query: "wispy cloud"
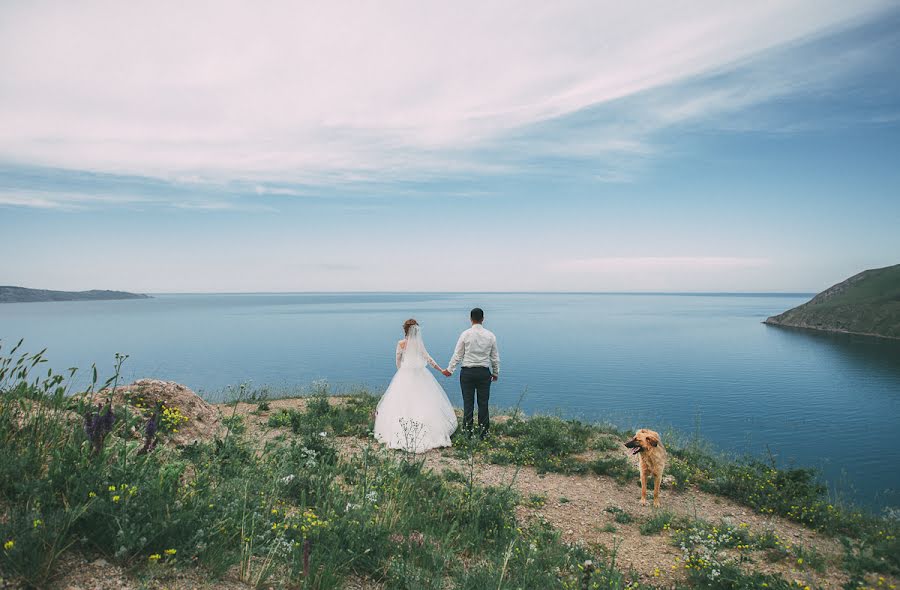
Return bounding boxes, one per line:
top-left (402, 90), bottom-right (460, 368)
top-left (0, 0), bottom-right (894, 192)
top-left (0, 190), bottom-right (151, 210)
top-left (554, 257), bottom-right (771, 273)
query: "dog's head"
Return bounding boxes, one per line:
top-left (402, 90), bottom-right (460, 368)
top-left (624, 429), bottom-right (661, 455)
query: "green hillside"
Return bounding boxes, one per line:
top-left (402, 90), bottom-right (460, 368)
top-left (0, 286), bottom-right (150, 303)
top-left (765, 263), bottom-right (900, 339)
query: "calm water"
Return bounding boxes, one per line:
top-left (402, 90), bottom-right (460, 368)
top-left (2, 292), bottom-right (899, 511)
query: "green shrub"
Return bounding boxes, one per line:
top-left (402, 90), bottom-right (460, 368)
top-left (483, 415), bottom-right (593, 474)
top-left (588, 455), bottom-right (638, 483)
top-left (640, 510), bottom-right (687, 536)
top-left (605, 506), bottom-right (634, 524)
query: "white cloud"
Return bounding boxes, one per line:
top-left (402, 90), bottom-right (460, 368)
top-left (555, 257), bottom-right (771, 273)
top-left (0, 190), bottom-right (151, 210)
top-left (0, 1), bottom-right (892, 185)
top-left (0, 189), bottom-right (274, 212)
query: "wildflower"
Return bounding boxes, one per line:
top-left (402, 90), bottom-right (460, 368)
top-left (148, 553), bottom-right (161, 561)
top-left (138, 409), bottom-right (159, 455)
top-left (33, 519), bottom-right (43, 528)
top-left (112, 495), bottom-right (121, 503)
top-left (108, 485), bottom-right (116, 492)
top-left (3, 540), bottom-right (13, 551)
top-left (88, 491), bottom-right (97, 498)
top-left (84, 401), bottom-right (116, 453)
top-left (164, 548), bottom-right (176, 555)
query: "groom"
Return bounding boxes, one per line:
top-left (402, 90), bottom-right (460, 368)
top-left (443, 308), bottom-right (500, 439)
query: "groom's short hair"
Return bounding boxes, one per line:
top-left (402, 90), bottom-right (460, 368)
top-left (470, 308), bottom-right (484, 323)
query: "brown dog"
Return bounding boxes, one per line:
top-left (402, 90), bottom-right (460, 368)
top-left (624, 429), bottom-right (667, 507)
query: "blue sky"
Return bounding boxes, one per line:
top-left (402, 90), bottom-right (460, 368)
top-left (1, 1), bottom-right (899, 292)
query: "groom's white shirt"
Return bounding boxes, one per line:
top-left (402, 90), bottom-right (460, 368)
top-left (447, 324), bottom-right (500, 376)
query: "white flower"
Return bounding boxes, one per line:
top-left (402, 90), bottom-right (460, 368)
top-left (319, 431), bottom-right (327, 437)
top-left (365, 490), bottom-right (378, 504)
top-left (280, 474), bottom-right (296, 484)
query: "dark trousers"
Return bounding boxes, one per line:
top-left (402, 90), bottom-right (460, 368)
top-left (460, 366), bottom-right (492, 436)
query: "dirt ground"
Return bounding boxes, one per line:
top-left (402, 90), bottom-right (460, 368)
top-left (40, 396), bottom-right (891, 590)
top-left (231, 398), bottom-right (855, 590)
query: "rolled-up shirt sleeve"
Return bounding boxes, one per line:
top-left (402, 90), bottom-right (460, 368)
top-left (446, 333), bottom-right (466, 374)
top-left (490, 337), bottom-right (500, 376)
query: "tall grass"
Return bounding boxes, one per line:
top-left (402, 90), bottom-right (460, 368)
top-left (0, 343), bottom-right (634, 589)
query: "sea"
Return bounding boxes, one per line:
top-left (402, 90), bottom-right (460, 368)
top-left (2, 292), bottom-right (899, 511)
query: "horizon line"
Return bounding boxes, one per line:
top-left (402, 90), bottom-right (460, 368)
top-left (140, 290), bottom-right (816, 296)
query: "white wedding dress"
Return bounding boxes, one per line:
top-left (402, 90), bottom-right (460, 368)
top-left (374, 325), bottom-right (458, 453)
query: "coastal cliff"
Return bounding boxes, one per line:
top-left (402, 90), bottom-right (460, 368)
top-left (0, 286), bottom-right (150, 303)
top-left (764, 263), bottom-right (900, 339)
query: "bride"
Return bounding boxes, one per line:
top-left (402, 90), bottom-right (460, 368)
top-left (374, 319), bottom-right (458, 453)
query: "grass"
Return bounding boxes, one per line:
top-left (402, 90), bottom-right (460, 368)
top-left (3, 341), bottom-right (899, 589)
top-left (473, 415), bottom-right (595, 474)
top-left (605, 506), bottom-right (635, 525)
top-left (267, 391), bottom-right (378, 438)
top-left (0, 343), bottom-right (637, 589)
top-left (588, 455), bottom-right (638, 484)
top-left (639, 510), bottom-right (688, 536)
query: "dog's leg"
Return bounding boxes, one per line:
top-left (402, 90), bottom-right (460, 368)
top-left (653, 473), bottom-right (662, 508)
top-left (640, 466), bottom-right (647, 506)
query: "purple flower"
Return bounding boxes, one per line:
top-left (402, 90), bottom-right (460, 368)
top-left (83, 400), bottom-right (116, 454)
top-left (138, 409), bottom-right (159, 455)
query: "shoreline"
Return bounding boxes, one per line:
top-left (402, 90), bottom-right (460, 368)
top-left (763, 318), bottom-right (900, 341)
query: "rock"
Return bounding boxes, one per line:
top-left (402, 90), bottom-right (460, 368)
top-left (90, 379), bottom-right (224, 445)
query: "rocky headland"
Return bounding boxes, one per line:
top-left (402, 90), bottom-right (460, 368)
top-left (764, 264), bottom-right (900, 339)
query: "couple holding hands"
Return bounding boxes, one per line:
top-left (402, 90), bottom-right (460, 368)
top-left (374, 307), bottom-right (500, 453)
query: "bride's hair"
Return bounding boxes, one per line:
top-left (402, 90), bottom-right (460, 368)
top-left (403, 318), bottom-right (418, 336)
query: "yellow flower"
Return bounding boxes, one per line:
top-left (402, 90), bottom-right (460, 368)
top-left (164, 548), bottom-right (176, 555)
top-left (112, 495), bottom-right (121, 503)
top-left (3, 540), bottom-right (14, 551)
top-left (108, 485), bottom-right (116, 492)
top-left (88, 491), bottom-right (97, 498)
top-left (148, 553), bottom-right (161, 561)
top-left (33, 519), bottom-right (43, 528)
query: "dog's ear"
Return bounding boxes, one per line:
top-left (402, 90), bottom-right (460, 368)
top-left (646, 434), bottom-right (659, 447)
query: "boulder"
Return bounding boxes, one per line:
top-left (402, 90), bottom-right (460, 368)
top-left (90, 379), bottom-right (223, 445)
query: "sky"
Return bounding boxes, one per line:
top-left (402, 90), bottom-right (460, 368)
top-left (1, 1), bottom-right (899, 293)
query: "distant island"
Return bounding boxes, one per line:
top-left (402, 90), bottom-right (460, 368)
top-left (764, 263), bottom-right (900, 339)
top-left (0, 286), bottom-right (151, 303)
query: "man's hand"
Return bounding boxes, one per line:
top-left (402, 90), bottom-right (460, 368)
top-left (442, 370), bottom-right (452, 377)
top-left (491, 374), bottom-right (499, 382)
